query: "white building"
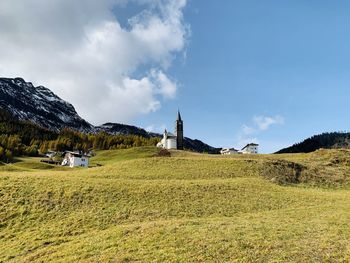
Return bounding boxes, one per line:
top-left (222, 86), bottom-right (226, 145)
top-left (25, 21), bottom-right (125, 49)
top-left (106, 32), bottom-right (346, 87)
top-left (220, 148), bottom-right (239, 155)
top-left (61, 151), bottom-right (90, 168)
top-left (241, 143), bottom-right (259, 154)
top-left (157, 129), bottom-right (177, 150)
top-left (45, 151), bottom-right (57, 158)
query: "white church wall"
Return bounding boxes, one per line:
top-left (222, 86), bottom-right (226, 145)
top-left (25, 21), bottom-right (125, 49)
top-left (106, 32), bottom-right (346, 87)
top-left (166, 138), bottom-right (177, 149)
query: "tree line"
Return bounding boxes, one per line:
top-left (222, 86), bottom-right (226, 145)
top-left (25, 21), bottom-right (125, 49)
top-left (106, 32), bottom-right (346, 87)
top-left (0, 109), bottom-right (159, 162)
top-left (276, 132), bottom-right (350, 154)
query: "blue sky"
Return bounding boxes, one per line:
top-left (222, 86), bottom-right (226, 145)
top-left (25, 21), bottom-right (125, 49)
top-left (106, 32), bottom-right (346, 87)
top-left (135, 1), bottom-right (350, 153)
top-left (1, 0), bottom-right (350, 153)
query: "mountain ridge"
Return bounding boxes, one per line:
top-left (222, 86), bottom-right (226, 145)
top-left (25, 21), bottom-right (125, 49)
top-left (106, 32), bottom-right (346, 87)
top-left (0, 77), bottom-right (93, 132)
top-left (0, 77), bottom-right (219, 153)
top-left (276, 132), bottom-right (350, 154)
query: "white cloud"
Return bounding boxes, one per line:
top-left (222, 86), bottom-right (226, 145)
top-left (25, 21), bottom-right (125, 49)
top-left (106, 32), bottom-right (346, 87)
top-left (241, 115), bottom-right (285, 136)
top-left (253, 115), bottom-right (285, 131)
top-left (151, 70), bottom-right (177, 99)
top-left (235, 115), bottom-right (285, 149)
top-left (0, 0), bottom-right (189, 124)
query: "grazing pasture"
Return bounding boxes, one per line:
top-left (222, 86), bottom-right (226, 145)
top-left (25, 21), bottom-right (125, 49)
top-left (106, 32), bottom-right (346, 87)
top-left (1, 147), bottom-right (350, 262)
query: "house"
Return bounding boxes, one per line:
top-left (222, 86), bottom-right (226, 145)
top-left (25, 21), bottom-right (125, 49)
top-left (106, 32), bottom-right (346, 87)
top-left (61, 151), bottom-right (90, 168)
top-left (45, 150), bottom-right (57, 159)
top-left (220, 148), bottom-right (239, 155)
top-left (157, 111), bottom-right (184, 150)
top-left (241, 143), bottom-right (259, 154)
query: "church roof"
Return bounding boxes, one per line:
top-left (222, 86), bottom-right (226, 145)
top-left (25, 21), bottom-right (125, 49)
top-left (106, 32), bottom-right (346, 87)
top-left (166, 132), bottom-right (176, 138)
top-left (164, 129), bottom-right (176, 138)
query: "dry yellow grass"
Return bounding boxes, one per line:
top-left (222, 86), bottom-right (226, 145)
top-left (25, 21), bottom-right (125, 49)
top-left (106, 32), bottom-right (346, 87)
top-left (1, 147), bottom-right (350, 262)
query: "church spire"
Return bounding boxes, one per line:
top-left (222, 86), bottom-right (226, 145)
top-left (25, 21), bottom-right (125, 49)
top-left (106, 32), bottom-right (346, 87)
top-left (175, 110), bottom-right (184, 150)
top-left (177, 109), bottom-right (182, 122)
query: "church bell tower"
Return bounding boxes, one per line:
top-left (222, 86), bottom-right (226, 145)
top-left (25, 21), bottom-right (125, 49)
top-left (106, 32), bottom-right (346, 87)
top-left (176, 110), bottom-right (184, 150)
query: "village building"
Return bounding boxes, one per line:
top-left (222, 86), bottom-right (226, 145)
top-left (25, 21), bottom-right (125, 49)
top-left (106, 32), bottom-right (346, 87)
top-left (241, 143), bottom-right (259, 154)
top-left (157, 129), bottom-right (177, 149)
top-left (45, 150), bottom-right (57, 159)
top-left (157, 111), bottom-right (184, 150)
top-left (220, 148), bottom-right (240, 155)
top-left (61, 151), bottom-right (90, 168)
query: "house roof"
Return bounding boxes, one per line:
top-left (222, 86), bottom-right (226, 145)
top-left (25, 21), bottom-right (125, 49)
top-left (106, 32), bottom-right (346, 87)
top-left (241, 143), bottom-right (259, 150)
top-left (221, 148), bottom-right (239, 152)
top-left (63, 151), bottom-right (91, 158)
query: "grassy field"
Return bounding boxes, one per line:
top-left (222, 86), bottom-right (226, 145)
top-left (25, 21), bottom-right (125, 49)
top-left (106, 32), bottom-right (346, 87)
top-left (1, 147), bottom-right (350, 262)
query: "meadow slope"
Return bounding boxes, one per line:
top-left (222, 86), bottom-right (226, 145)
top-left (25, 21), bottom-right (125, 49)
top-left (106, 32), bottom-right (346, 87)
top-left (1, 147), bottom-right (350, 262)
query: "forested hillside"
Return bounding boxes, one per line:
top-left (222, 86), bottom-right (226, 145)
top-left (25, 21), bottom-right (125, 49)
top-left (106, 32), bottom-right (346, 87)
top-left (0, 109), bottom-right (159, 162)
top-left (276, 132), bottom-right (350, 154)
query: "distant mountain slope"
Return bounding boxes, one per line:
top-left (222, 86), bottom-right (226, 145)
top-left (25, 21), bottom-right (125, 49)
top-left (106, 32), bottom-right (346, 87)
top-left (97, 123), bottom-right (220, 153)
top-left (0, 77), bottom-right (218, 153)
top-left (0, 78), bottom-right (93, 132)
top-left (96, 123), bottom-right (156, 138)
top-left (276, 132), bottom-right (350, 154)
top-left (184, 137), bottom-right (220, 154)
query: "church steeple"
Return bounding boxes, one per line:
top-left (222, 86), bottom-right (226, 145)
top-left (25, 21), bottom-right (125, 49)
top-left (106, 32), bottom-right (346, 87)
top-left (175, 110), bottom-right (184, 150)
top-left (177, 110), bottom-right (182, 122)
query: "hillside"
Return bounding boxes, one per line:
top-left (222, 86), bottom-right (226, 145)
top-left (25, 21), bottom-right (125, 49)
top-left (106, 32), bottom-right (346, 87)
top-left (2, 148), bottom-right (350, 262)
top-left (0, 77), bottom-right (218, 153)
top-left (276, 132), bottom-right (350, 154)
top-left (96, 123), bottom-right (219, 153)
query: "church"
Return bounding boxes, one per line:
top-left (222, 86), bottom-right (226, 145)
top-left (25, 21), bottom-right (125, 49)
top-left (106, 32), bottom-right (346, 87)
top-left (157, 111), bottom-right (184, 150)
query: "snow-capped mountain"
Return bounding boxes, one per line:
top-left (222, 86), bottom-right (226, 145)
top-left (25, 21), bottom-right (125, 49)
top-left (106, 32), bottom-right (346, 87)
top-left (0, 77), bottom-right (93, 132)
top-left (0, 77), bottom-right (220, 153)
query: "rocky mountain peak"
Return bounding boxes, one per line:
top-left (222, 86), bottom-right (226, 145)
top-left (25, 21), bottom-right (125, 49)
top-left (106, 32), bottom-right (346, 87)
top-left (0, 77), bottom-right (93, 132)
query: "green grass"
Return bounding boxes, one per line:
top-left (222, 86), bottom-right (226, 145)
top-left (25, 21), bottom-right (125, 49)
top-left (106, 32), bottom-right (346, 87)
top-left (1, 147), bottom-right (350, 262)
top-left (90, 146), bottom-right (160, 165)
top-left (0, 157), bottom-right (70, 172)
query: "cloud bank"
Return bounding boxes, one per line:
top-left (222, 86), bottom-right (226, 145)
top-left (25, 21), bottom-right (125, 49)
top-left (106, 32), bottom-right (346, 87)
top-left (0, 0), bottom-right (188, 124)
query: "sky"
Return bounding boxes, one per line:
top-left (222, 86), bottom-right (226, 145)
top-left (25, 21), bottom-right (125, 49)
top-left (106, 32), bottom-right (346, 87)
top-left (1, 1), bottom-right (350, 153)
